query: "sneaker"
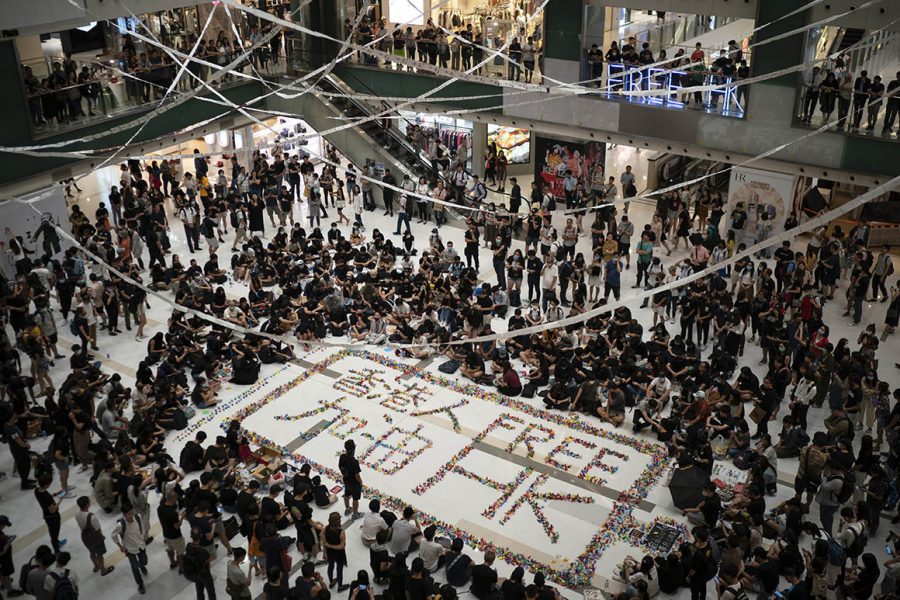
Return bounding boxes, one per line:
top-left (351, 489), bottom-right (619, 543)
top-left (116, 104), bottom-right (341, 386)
top-left (101, 566), bottom-right (115, 576)
top-left (344, 508), bottom-right (352, 516)
top-left (138, 585), bottom-right (146, 594)
top-left (58, 538), bottom-right (67, 548)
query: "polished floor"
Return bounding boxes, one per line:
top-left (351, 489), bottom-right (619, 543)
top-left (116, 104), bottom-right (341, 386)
top-left (2, 150), bottom-right (899, 600)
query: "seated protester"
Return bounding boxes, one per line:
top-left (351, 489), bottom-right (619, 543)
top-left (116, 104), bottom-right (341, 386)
top-left (370, 529), bottom-right (394, 584)
top-left (460, 350), bottom-right (486, 383)
top-left (93, 461), bottom-right (119, 512)
top-left (682, 482), bottom-right (722, 529)
top-left (229, 343), bottom-right (260, 385)
top-left (361, 499), bottom-right (388, 547)
top-left (419, 525), bottom-right (446, 573)
top-left (570, 379), bottom-right (600, 414)
top-left (501, 568), bottom-right (526, 600)
top-left (257, 339), bottom-right (294, 365)
top-left (389, 506), bottom-right (422, 555)
top-left (470, 550), bottom-right (500, 600)
top-left (494, 359), bottom-right (522, 396)
top-left (596, 380), bottom-right (626, 427)
top-left (444, 537), bottom-right (474, 587)
top-left (190, 376), bottom-right (220, 408)
top-left (202, 436), bottom-right (230, 476)
top-left (740, 547), bottom-right (780, 599)
top-left (311, 476), bottom-right (338, 508)
top-left (543, 382), bottom-right (571, 410)
top-left (405, 557), bottom-right (435, 600)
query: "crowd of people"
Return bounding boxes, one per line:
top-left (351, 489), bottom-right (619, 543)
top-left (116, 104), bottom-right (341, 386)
top-left (801, 67), bottom-right (900, 135)
top-left (0, 133), bottom-right (899, 600)
top-left (23, 22), bottom-right (290, 130)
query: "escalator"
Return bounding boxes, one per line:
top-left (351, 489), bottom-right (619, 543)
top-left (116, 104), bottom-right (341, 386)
top-left (649, 154), bottom-right (731, 194)
top-left (837, 28), bottom-right (866, 54)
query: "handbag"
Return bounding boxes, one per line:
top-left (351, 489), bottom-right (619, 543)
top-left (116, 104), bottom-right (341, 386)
top-left (438, 359), bottom-right (460, 374)
top-left (748, 405), bottom-right (766, 424)
top-left (182, 405), bottom-right (197, 419)
top-left (223, 516), bottom-right (240, 540)
top-left (280, 545), bottom-right (293, 573)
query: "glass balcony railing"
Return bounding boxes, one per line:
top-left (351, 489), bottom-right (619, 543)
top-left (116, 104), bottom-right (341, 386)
top-left (22, 43), bottom-right (293, 139)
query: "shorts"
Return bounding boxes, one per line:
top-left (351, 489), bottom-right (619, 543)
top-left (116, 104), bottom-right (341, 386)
top-left (88, 539), bottom-right (108, 557)
top-left (48, 333), bottom-right (58, 345)
top-left (165, 536), bottom-right (186, 555)
top-left (54, 460), bottom-right (69, 472)
top-left (618, 240), bottom-right (630, 255)
top-left (343, 484), bottom-right (362, 500)
top-left (206, 235), bottom-right (220, 250)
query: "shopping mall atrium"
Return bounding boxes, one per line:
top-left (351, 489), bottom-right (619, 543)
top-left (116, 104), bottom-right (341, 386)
top-left (0, 1), bottom-right (898, 599)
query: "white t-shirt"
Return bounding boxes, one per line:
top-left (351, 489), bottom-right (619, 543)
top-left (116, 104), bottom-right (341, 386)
top-left (541, 264), bottom-right (558, 289)
top-left (650, 377), bottom-right (672, 396)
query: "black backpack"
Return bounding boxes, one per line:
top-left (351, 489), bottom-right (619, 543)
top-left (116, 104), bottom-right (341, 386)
top-left (834, 473), bottom-right (855, 504)
top-left (49, 569), bottom-right (78, 600)
top-left (181, 545), bottom-right (204, 583)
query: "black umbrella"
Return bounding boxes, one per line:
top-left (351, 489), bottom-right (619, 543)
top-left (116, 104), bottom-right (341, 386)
top-left (668, 465), bottom-right (710, 510)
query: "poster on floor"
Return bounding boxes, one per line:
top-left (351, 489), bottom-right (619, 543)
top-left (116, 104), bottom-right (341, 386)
top-left (726, 166), bottom-right (802, 248)
top-left (534, 136), bottom-right (606, 200)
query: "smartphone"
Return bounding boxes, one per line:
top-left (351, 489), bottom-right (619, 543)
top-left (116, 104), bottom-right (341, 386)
top-left (359, 585), bottom-right (368, 591)
top-left (887, 545), bottom-right (893, 556)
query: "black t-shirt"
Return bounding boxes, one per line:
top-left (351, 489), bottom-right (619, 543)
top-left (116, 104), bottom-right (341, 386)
top-left (470, 564), bottom-right (498, 599)
top-left (701, 493), bottom-right (722, 525)
top-left (260, 496), bottom-right (282, 521)
top-left (405, 575), bottom-right (435, 600)
top-left (185, 543), bottom-right (211, 575)
top-left (158, 504), bottom-right (182, 540)
top-left (189, 513), bottom-right (213, 547)
top-left (501, 579), bottom-right (525, 600)
top-left (36, 488), bottom-right (56, 518)
top-left (339, 453), bottom-right (361, 488)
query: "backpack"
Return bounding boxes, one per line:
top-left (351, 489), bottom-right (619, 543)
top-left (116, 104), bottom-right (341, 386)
top-left (49, 569), bottom-right (78, 600)
top-left (181, 545), bottom-right (204, 583)
top-left (834, 473), bottom-right (855, 504)
top-left (846, 523), bottom-right (868, 559)
top-left (69, 319), bottom-right (80, 337)
top-left (230, 210), bottom-right (239, 228)
top-left (824, 533), bottom-right (846, 566)
top-left (201, 218), bottom-right (214, 238)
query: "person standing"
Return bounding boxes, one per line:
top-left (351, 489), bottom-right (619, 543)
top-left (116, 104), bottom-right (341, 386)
top-left (382, 168), bottom-right (397, 217)
top-left (619, 165), bottom-right (636, 213)
top-left (3, 410), bottom-right (35, 490)
top-left (113, 503), bottom-right (150, 595)
top-left (871, 245), bottom-right (893, 301)
top-left (184, 528), bottom-right (216, 600)
top-left (158, 492), bottom-right (185, 571)
top-left (866, 75), bottom-right (885, 131)
top-left (884, 70), bottom-right (900, 134)
top-left (35, 473), bottom-right (66, 553)
top-left (801, 66), bottom-right (822, 123)
top-left (339, 439), bottom-right (363, 519)
top-left (76, 496), bottom-right (115, 576)
top-left (521, 36), bottom-right (537, 83)
top-left (815, 461), bottom-right (844, 535)
top-left (634, 232), bottom-right (654, 288)
top-left (322, 512), bottom-right (349, 591)
top-left (226, 548), bottom-right (253, 599)
top-left (851, 70), bottom-right (871, 130)
top-left (617, 215), bottom-right (635, 269)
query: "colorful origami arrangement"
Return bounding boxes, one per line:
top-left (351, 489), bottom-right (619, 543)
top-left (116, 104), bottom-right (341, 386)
top-left (226, 349), bottom-right (673, 589)
top-left (358, 424), bottom-right (434, 475)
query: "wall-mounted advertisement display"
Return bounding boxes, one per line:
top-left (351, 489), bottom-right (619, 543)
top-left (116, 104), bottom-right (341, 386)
top-left (487, 125), bottom-right (531, 164)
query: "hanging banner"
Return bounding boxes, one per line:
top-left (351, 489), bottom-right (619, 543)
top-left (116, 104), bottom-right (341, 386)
top-left (727, 167), bottom-right (802, 248)
top-left (534, 137), bottom-right (606, 200)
